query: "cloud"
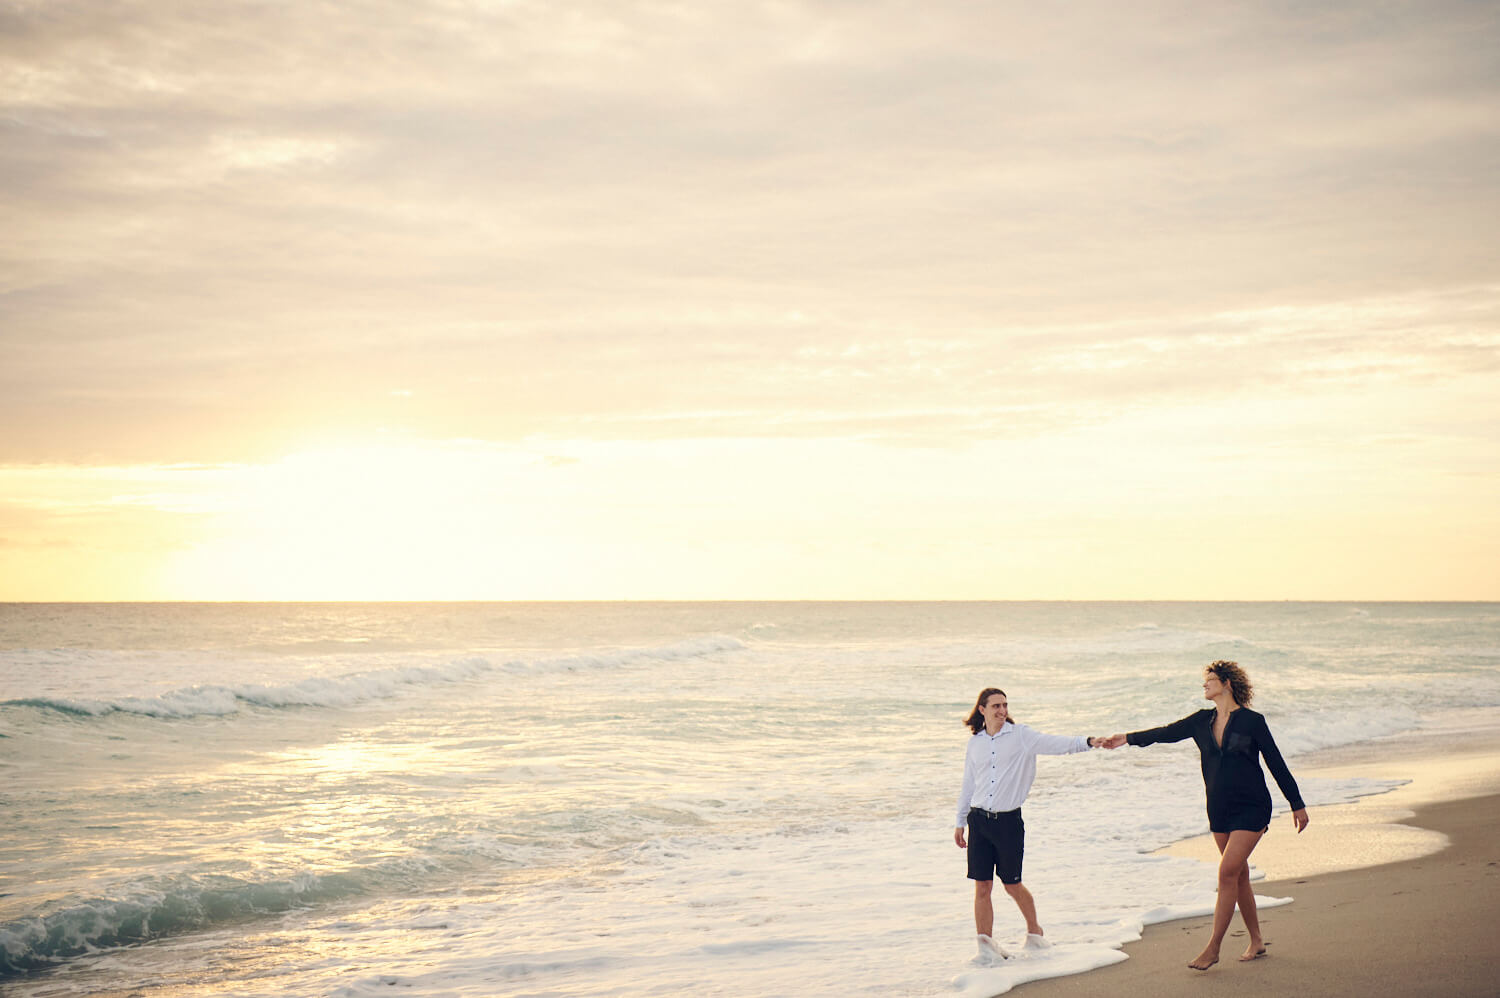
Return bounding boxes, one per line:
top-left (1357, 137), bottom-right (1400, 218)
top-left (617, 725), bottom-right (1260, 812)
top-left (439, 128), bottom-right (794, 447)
top-left (3, 278), bottom-right (1498, 464)
top-left (1, 0), bottom-right (1497, 468)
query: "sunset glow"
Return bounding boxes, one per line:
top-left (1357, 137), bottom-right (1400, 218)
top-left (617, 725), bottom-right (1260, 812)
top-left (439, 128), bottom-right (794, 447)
top-left (3, 2), bottom-right (1497, 600)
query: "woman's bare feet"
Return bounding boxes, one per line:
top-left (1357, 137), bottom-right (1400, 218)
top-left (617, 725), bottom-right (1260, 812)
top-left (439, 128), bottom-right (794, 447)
top-left (1239, 941), bottom-right (1268, 961)
top-left (1188, 947), bottom-right (1220, 971)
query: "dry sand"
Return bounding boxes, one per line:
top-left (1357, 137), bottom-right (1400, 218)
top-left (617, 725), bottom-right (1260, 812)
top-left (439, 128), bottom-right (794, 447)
top-left (1015, 720), bottom-right (1500, 998)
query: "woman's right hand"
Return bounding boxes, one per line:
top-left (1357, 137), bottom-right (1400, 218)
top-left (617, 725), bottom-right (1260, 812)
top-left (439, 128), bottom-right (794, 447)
top-left (1102, 733), bottom-right (1128, 749)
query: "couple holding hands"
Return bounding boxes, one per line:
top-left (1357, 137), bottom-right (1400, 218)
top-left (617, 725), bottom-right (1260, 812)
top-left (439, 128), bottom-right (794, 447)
top-left (955, 660), bottom-right (1309, 971)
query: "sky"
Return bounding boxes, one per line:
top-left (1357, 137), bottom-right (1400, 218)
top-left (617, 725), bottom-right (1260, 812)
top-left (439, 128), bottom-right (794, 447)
top-left (2, 0), bottom-right (1498, 601)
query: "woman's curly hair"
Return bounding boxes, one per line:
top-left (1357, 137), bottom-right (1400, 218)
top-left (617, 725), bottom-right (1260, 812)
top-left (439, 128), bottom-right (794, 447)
top-left (1207, 660), bottom-right (1254, 707)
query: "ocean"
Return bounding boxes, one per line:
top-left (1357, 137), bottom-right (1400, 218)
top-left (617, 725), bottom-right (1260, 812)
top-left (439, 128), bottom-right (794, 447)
top-left (2, 601), bottom-right (1497, 996)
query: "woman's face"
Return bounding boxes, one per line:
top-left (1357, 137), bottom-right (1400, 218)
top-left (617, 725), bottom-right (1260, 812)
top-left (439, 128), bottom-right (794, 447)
top-left (1202, 671), bottom-right (1228, 700)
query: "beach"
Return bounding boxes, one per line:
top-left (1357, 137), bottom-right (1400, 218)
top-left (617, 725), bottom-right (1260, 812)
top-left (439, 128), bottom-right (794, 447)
top-left (1013, 722), bottom-right (1500, 998)
top-left (4, 601), bottom-right (1497, 996)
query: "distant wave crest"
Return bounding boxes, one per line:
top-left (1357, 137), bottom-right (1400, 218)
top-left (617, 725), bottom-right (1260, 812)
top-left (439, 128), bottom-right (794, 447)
top-left (1, 635), bottom-right (747, 721)
top-left (497, 634), bottom-right (746, 675)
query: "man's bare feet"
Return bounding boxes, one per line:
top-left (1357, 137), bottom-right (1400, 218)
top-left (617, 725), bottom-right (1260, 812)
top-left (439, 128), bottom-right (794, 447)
top-left (1239, 942), bottom-right (1268, 961)
top-left (1188, 948), bottom-right (1219, 971)
top-left (975, 934), bottom-right (1010, 964)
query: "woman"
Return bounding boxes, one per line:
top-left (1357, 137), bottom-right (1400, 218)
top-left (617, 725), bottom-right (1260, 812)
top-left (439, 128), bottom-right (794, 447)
top-left (956, 686), bottom-right (1108, 963)
top-left (1103, 661), bottom-right (1309, 970)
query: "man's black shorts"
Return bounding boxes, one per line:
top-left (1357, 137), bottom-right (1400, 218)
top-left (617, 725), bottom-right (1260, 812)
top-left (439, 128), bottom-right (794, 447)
top-left (966, 807), bottom-right (1024, 884)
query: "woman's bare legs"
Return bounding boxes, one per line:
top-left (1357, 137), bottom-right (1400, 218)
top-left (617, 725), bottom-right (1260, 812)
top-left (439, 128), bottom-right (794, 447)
top-left (1232, 837), bottom-right (1267, 961)
top-left (1217, 831), bottom-right (1268, 959)
top-left (1190, 829), bottom-right (1264, 970)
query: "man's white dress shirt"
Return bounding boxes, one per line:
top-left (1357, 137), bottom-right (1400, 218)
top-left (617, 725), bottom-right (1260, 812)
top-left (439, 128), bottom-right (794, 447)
top-left (955, 722), bottom-right (1091, 827)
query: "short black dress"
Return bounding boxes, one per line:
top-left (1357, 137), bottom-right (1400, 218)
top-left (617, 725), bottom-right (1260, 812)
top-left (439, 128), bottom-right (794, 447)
top-left (1127, 708), bottom-right (1304, 834)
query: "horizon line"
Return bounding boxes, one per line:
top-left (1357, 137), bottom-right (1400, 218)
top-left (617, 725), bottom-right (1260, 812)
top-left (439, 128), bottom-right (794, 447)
top-left (3, 598), bottom-right (1497, 606)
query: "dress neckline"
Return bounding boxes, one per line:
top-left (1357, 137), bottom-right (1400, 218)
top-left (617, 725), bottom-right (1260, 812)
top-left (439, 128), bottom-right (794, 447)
top-left (1211, 706), bottom-right (1240, 748)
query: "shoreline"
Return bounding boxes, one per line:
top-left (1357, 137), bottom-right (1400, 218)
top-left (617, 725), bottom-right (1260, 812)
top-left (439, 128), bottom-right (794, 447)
top-left (1010, 720), bottom-right (1500, 998)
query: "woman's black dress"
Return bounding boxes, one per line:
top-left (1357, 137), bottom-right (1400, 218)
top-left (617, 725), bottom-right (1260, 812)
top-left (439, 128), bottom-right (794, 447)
top-left (1127, 708), bottom-right (1305, 833)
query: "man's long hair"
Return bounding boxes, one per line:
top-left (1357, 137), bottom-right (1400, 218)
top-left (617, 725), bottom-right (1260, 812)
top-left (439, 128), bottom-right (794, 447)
top-left (964, 687), bottom-right (1018, 734)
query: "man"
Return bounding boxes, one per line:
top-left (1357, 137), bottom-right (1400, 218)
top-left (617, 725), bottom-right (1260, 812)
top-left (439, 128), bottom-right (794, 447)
top-left (954, 686), bottom-right (1110, 963)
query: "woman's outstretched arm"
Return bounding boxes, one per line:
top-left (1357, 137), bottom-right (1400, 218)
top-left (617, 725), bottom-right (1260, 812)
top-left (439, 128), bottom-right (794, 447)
top-left (1102, 711), bottom-right (1201, 749)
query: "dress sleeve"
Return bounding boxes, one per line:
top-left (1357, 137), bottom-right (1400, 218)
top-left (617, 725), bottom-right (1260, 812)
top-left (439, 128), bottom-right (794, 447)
top-left (1255, 714), bottom-right (1305, 811)
top-left (1126, 711), bottom-right (1200, 747)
